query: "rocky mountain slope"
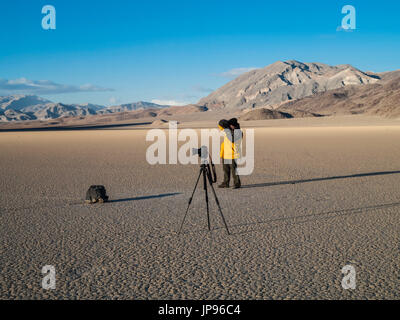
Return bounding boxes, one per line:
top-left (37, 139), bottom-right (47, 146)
top-left (277, 75), bottom-right (400, 118)
top-left (199, 60), bottom-right (380, 110)
top-left (0, 95), bottom-right (51, 111)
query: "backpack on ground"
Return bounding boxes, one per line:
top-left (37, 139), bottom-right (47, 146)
top-left (85, 185), bottom-right (109, 204)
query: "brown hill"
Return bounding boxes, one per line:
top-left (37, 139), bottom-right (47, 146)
top-left (150, 119), bottom-right (170, 127)
top-left (157, 104), bottom-right (208, 116)
top-left (239, 107), bottom-right (323, 121)
top-left (239, 108), bottom-right (293, 120)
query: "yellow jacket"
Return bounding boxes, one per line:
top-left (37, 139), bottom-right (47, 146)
top-left (219, 127), bottom-right (242, 159)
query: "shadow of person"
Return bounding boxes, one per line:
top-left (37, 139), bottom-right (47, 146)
top-left (109, 192), bottom-right (181, 203)
top-left (229, 201), bottom-right (400, 235)
top-left (242, 170), bottom-right (400, 189)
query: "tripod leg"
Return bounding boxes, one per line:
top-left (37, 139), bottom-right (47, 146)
top-left (207, 171), bottom-right (231, 235)
top-left (178, 168), bottom-right (202, 234)
top-left (203, 168), bottom-right (211, 231)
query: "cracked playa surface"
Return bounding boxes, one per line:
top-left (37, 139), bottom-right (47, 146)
top-left (0, 123), bottom-right (399, 299)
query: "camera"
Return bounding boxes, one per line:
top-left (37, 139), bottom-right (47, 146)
top-left (192, 146), bottom-right (208, 159)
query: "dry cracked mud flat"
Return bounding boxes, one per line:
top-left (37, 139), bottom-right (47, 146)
top-left (0, 118), bottom-right (399, 299)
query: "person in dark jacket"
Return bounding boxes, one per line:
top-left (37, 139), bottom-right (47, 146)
top-left (218, 119), bottom-right (242, 189)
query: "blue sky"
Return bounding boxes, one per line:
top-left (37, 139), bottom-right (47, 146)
top-left (0, 0), bottom-right (399, 106)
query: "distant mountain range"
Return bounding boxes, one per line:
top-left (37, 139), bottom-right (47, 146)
top-left (99, 101), bottom-right (168, 114)
top-left (1, 60), bottom-right (399, 123)
top-left (0, 95), bottom-right (167, 122)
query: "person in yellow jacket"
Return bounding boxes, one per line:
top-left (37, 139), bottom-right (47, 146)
top-left (218, 118), bottom-right (242, 189)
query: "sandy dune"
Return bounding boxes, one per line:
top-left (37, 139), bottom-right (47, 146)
top-left (0, 117), bottom-right (399, 299)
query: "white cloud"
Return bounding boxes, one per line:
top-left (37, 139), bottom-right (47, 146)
top-left (0, 77), bottom-right (114, 94)
top-left (151, 99), bottom-right (188, 106)
top-left (218, 67), bottom-right (258, 78)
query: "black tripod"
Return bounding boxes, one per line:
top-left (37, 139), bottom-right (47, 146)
top-left (178, 162), bottom-right (230, 235)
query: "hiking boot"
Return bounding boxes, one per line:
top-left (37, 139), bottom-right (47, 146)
top-left (233, 184), bottom-right (241, 189)
top-left (218, 183), bottom-right (229, 188)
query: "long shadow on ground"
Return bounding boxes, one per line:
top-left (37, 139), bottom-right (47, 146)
top-left (230, 201), bottom-right (400, 235)
top-left (175, 170), bottom-right (400, 236)
top-left (177, 202), bottom-right (400, 236)
top-left (242, 170), bottom-right (400, 189)
top-left (109, 192), bottom-right (181, 203)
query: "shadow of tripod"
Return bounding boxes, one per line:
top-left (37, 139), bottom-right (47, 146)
top-left (178, 162), bottom-right (231, 235)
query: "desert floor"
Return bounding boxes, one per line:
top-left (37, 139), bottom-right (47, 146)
top-left (0, 117), bottom-right (399, 299)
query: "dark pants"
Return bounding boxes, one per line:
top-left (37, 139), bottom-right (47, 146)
top-left (222, 159), bottom-right (241, 186)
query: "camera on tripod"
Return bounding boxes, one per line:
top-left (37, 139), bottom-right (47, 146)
top-left (179, 145), bottom-right (231, 235)
top-left (192, 146), bottom-right (209, 160)
top-left (192, 146), bottom-right (216, 183)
